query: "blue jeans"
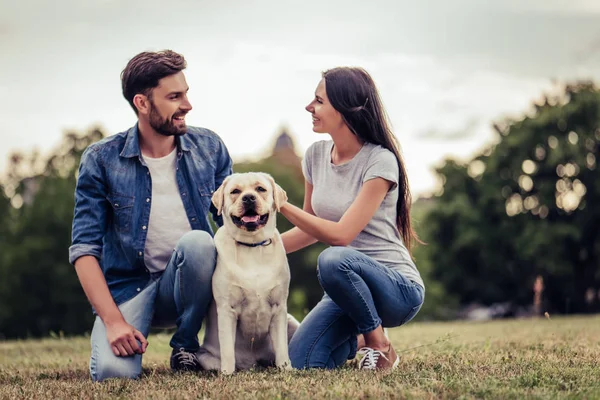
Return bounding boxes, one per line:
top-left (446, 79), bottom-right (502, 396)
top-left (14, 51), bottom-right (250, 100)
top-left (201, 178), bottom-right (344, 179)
top-left (289, 247), bottom-right (424, 369)
top-left (89, 231), bottom-right (216, 381)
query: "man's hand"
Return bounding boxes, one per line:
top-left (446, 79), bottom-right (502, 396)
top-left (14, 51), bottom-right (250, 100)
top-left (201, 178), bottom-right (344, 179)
top-left (106, 320), bottom-right (148, 357)
top-left (74, 257), bottom-right (149, 357)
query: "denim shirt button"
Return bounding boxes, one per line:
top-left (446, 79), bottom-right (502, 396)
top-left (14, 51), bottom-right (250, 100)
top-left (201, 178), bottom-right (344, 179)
top-left (191, 217), bottom-right (196, 222)
top-left (136, 287), bottom-right (141, 292)
top-left (138, 251), bottom-right (142, 256)
top-left (146, 198), bottom-right (150, 203)
top-left (142, 226), bottom-right (147, 230)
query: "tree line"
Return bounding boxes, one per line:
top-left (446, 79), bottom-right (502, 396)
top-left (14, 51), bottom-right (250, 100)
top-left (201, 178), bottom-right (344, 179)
top-left (0, 82), bottom-right (598, 339)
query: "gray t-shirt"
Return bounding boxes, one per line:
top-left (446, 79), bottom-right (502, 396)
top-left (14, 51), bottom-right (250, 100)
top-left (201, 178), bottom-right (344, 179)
top-left (302, 140), bottom-right (424, 289)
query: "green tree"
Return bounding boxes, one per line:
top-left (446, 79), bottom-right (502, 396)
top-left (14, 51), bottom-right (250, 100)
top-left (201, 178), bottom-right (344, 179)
top-left (410, 199), bottom-right (458, 320)
top-left (0, 128), bottom-right (104, 338)
top-left (427, 82), bottom-right (600, 314)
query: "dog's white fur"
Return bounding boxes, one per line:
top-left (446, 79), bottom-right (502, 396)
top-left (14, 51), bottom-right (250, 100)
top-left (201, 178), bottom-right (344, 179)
top-left (198, 172), bottom-right (297, 374)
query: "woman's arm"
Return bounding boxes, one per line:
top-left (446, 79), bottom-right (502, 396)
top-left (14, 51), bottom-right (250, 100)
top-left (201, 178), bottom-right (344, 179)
top-left (280, 177), bottom-right (392, 247)
top-left (281, 227), bottom-right (317, 254)
top-left (280, 181), bottom-right (318, 253)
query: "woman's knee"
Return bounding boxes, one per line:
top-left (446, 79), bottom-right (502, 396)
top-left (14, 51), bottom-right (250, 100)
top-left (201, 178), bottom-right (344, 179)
top-left (289, 336), bottom-right (309, 369)
top-left (317, 247), bottom-right (351, 286)
top-left (288, 308), bottom-right (353, 370)
top-left (289, 336), bottom-right (327, 370)
top-left (289, 336), bottom-right (348, 370)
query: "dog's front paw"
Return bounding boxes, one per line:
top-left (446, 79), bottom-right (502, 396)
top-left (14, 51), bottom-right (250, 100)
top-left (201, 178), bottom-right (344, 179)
top-left (219, 359), bottom-right (236, 375)
top-left (276, 359), bottom-right (293, 371)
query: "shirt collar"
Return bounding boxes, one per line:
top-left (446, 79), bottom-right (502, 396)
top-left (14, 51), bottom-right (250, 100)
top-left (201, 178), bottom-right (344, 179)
top-left (120, 124), bottom-right (195, 159)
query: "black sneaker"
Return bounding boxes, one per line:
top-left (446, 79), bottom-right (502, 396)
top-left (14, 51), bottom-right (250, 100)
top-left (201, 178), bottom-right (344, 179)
top-left (170, 347), bottom-right (202, 372)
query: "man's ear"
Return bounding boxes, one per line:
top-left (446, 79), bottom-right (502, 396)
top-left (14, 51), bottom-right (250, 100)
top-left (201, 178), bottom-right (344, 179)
top-left (133, 93), bottom-right (151, 115)
top-left (266, 174), bottom-right (287, 212)
top-left (211, 177), bottom-right (229, 216)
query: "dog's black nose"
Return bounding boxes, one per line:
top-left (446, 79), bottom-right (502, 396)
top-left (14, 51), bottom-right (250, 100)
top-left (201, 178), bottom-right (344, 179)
top-left (242, 194), bottom-right (256, 204)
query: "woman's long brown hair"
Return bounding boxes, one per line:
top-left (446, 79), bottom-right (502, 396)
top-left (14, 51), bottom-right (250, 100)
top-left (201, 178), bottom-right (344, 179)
top-left (323, 67), bottom-right (419, 254)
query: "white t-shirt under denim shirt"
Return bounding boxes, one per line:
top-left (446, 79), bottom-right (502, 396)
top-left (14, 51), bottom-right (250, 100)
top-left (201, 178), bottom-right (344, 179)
top-left (302, 140), bottom-right (424, 290)
top-left (142, 149), bottom-right (191, 273)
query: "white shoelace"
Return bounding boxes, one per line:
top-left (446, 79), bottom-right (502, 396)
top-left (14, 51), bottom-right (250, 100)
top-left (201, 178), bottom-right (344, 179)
top-left (357, 347), bottom-right (388, 370)
top-left (173, 348), bottom-right (198, 367)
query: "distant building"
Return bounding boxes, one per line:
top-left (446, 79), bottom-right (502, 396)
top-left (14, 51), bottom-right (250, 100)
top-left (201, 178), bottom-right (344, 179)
top-left (273, 129), bottom-right (296, 154)
top-left (233, 126), bottom-right (304, 180)
top-left (270, 127), bottom-right (302, 172)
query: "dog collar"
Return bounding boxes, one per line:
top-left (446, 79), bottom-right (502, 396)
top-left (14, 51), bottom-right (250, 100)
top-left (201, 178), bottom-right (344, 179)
top-left (235, 238), bottom-right (273, 247)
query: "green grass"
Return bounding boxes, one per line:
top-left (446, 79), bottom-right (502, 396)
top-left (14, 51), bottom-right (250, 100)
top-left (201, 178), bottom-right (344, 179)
top-left (1, 315), bottom-right (600, 399)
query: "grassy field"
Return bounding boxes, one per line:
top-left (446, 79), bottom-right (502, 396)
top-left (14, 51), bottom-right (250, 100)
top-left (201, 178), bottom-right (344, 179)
top-left (1, 315), bottom-right (599, 399)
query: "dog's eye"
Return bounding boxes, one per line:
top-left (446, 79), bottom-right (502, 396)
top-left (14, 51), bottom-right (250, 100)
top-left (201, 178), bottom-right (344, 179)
top-left (230, 188), bottom-right (241, 194)
top-left (256, 186), bottom-right (267, 192)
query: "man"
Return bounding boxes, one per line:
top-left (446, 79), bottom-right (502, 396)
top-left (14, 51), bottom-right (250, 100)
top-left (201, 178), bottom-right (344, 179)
top-left (69, 50), bottom-right (232, 382)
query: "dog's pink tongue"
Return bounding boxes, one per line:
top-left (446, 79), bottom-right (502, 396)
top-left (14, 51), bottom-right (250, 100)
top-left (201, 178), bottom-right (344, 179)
top-left (241, 215), bottom-right (260, 223)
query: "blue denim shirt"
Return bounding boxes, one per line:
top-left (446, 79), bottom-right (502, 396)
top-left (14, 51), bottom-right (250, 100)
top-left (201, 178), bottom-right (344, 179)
top-left (69, 124), bottom-right (232, 306)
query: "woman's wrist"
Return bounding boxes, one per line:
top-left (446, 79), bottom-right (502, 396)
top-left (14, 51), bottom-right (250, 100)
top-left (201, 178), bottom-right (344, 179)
top-left (279, 202), bottom-right (292, 213)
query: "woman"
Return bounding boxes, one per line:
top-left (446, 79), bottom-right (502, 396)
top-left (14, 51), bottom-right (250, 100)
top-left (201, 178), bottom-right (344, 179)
top-left (280, 67), bottom-right (424, 370)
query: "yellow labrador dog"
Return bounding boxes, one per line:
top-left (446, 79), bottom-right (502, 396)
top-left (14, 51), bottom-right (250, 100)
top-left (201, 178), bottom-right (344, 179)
top-left (198, 172), bottom-right (297, 374)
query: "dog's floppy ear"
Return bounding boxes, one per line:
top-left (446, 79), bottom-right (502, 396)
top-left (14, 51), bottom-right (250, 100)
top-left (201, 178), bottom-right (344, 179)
top-left (211, 176), bottom-right (230, 216)
top-left (266, 174), bottom-right (287, 212)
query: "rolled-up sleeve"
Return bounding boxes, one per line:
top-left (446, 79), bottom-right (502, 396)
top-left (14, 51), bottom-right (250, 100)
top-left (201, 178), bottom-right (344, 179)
top-left (69, 146), bottom-right (108, 265)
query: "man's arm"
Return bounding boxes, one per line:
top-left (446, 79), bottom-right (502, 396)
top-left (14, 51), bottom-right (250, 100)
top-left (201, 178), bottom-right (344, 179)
top-left (75, 256), bottom-right (147, 356)
top-left (210, 137), bottom-right (233, 227)
top-left (69, 148), bottom-right (146, 356)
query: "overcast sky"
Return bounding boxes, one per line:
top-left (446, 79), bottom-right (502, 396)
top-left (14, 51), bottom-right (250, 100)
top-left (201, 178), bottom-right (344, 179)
top-left (1, 0), bottom-right (599, 196)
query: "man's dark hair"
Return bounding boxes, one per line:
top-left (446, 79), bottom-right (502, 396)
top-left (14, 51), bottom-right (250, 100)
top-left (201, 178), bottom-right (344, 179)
top-left (121, 50), bottom-right (187, 114)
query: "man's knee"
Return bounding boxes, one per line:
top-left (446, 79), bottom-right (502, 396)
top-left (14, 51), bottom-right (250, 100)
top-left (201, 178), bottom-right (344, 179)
top-left (176, 230), bottom-right (215, 255)
top-left (91, 355), bottom-right (142, 382)
top-left (174, 231), bottom-right (216, 275)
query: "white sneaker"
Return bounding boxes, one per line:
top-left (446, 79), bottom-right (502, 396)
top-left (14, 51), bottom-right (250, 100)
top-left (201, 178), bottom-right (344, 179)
top-left (357, 344), bottom-right (399, 370)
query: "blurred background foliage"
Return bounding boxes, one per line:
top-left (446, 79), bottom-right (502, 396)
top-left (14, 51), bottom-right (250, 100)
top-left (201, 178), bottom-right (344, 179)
top-left (0, 82), bottom-right (598, 339)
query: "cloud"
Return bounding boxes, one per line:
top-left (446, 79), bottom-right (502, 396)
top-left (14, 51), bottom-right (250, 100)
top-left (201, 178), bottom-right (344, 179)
top-left (574, 31), bottom-right (600, 65)
top-left (0, 23), bottom-right (11, 37)
top-left (418, 117), bottom-right (483, 141)
top-left (0, 1), bottom-right (587, 196)
top-left (504, 0), bottom-right (600, 15)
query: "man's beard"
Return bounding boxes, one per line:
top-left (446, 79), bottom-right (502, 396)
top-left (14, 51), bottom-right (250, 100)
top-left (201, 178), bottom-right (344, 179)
top-left (149, 102), bottom-right (187, 137)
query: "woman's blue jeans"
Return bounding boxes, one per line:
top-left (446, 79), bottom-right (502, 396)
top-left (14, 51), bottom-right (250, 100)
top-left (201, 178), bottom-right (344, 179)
top-left (289, 246), bottom-right (424, 369)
